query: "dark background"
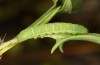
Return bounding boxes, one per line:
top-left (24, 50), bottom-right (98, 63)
top-left (0, 0), bottom-right (100, 65)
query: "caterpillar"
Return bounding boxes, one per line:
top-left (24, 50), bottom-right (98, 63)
top-left (16, 23), bottom-right (88, 42)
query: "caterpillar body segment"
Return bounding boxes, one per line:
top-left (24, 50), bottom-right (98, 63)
top-left (17, 23), bottom-right (88, 42)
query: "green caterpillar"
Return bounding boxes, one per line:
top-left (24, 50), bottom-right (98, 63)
top-left (16, 23), bottom-right (88, 42)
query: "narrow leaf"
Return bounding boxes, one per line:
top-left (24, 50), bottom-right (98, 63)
top-left (52, 0), bottom-right (72, 13)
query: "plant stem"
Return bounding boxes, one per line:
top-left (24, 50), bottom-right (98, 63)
top-left (51, 34), bottom-right (100, 53)
top-left (28, 6), bottom-right (61, 28)
top-left (0, 5), bottom-right (61, 57)
top-left (0, 38), bottom-right (19, 56)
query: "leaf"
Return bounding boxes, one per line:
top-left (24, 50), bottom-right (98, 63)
top-left (59, 0), bottom-right (72, 13)
top-left (52, 0), bottom-right (72, 13)
top-left (51, 39), bottom-right (64, 54)
top-left (51, 33), bottom-right (100, 53)
top-left (29, 6), bottom-right (61, 28)
top-left (51, 35), bottom-right (72, 54)
top-left (59, 43), bottom-right (64, 53)
top-left (52, 0), bottom-right (83, 13)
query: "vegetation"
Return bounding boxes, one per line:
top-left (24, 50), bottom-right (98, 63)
top-left (0, 0), bottom-right (100, 60)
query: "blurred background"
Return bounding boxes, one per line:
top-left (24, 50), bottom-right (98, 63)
top-left (0, 0), bottom-right (100, 65)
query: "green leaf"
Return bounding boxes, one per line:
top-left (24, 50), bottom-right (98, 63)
top-left (59, 43), bottom-right (64, 53)
top-left (59, 0), bottom-right (72, 13)
top-left (52, 0), bottom-right (72, 13)
top-left (51, 35), bottom-right (72, 54)
top-left (52, 0), bottom-right (83, 13)
top-left (51, 34), bottom-right (100, 53)
top-left (51, 37), bottom-right (69, 54)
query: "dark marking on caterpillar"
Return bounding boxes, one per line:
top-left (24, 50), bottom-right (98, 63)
top-left (17, 23), bottom-right (88, 42)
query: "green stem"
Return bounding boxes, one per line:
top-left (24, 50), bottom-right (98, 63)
top-left (28, 5), bottom-right (57, 27)
top-left (0, 6), bottom-right (61, 57)
top-left (51, 34), bottom-right (100, 53)
top-left (0, 38), bottom-right (19, 56)
top-left (68, 35), bottom-right (100, 44)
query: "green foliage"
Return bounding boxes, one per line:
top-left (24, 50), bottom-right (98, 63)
top-left (52, 0), bottom-right (72, 13)
top-left (51, 33), bottom-right (100, 53)
top-left (52, 0), bottom-right (83, 13)
top-left (0, 0), bottom-right (100, 59)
